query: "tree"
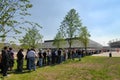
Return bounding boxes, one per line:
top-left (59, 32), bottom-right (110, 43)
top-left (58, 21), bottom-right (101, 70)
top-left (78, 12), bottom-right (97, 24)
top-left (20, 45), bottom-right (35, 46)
top-left (10, 43), bottom-right (20, 51)
top-left (53, 30), bottom-right (65, 49)
top-left (0, 0), bottom-right (32, 39)
top-left (0, 43), bottom-right (5, 49)
top-left (79, 26), bottom-right (90, 51)
top-left (19, 25), bottom-right (43, 49)
top-left (59, 9), bottom-right (82, 48)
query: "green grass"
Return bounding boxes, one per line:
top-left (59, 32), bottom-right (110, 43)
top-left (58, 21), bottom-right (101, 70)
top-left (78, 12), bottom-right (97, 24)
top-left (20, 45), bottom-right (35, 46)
top-left (1, 56), bottom-right (120, 80)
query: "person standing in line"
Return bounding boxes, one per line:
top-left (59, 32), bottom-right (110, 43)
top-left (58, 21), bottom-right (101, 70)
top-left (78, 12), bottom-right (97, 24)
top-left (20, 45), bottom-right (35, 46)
top-left (38, 49), bottom-right (44, 67)
top-left (71, 49), bottom-right (75, 60)
top-left (17, 49), bottom-right (24, 72)
top-left (63, 49), bottom-right (66, 61)
top-left (1, 46), bottom-right (10, 76)
top-left (8, 47), bottom-right (14, 71)
top-left (68, 49), bottom-right (71, 59)
top-left (51, 49), bottom-right (56, 65)
top-left (55, 49), bottom-right (58, 64)
top-left (61, 49), bottom-right (64, 62)
top-left (47, 49), bottom-right (51, 65)
top-left (77, 49), bottom-right (82, 61)
top-left (27, 49), bottom-right (37, 71)
top-left (43, 50), bottom-right (47, 66)
top-left (25, 49), bottom-right (30, 70)
top-left (58, 48), bottom-right (61, 64)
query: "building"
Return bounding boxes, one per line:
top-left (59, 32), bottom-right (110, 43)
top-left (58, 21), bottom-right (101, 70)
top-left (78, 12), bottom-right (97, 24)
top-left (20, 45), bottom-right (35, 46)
top-left (42, 38), bottom-right (103, 49)
top-left (109, 40), bottom-right (120, 48)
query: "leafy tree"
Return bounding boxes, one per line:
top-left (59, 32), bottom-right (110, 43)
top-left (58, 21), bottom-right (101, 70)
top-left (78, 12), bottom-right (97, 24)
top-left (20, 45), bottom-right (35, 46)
top-left (10, 43), bottom-right (20, 51)
top-left (19, 25), bottom-right (43, 49)
top-left (0, 43), bottom-right (5, 50)
top-left (79, 26), bottom-right (90, 51)
top-left (59, 9), bottom-right (82, 48)
top-left (0, 0), bottom-right (32, 39)
top-left (53, 30), bottom-right (65, 49)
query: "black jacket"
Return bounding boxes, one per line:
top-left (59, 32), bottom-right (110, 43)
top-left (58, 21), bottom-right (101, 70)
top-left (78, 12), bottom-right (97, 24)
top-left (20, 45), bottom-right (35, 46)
top-left (1, 50), bottom-right (10, 67)
top-left (17, 51), bottom-right (24, 60)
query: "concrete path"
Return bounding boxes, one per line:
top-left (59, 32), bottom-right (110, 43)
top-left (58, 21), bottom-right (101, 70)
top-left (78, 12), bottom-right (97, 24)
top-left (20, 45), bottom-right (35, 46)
top-left (92, 52), bottom-right (120, 57)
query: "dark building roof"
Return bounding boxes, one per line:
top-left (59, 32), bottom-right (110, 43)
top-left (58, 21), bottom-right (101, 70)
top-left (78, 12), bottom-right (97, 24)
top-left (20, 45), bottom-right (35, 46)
top-left (109, 41), bottom-right (120, 48)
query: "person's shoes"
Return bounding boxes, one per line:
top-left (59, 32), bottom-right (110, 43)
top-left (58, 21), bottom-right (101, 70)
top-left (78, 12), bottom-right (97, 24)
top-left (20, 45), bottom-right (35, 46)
top-left (3, 74), bottom-right (7, 77)
top-left (7, 75), bottom-right (10, 77)
top-left (3, 74), bottom-right (10, 77)
top-left (29, 69), bottom-right (32, 72)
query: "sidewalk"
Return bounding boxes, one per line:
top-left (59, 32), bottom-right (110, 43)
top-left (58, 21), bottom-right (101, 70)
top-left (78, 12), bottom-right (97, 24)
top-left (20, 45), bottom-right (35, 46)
top-left (92, 52), bottom-right (120, 57)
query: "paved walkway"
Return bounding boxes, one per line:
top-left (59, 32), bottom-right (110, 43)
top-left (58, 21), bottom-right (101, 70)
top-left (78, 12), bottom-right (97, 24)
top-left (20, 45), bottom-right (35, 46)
top-left (92, 52), bottom-right (120, 57)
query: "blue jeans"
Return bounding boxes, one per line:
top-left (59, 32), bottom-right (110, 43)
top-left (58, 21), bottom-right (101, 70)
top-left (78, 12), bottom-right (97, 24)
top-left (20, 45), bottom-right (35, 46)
top-left (58, 56), bottom-right (61, 64)
top-left (28, 57), bottom-right (36, 70)
top-left (61, 55), bottom-right (64, 62)
top-left (72, 54), bottom-right (75, 60)
top-left (78, 55), bottom-right (81, 61)
top-left (38, 58), bottom-right (43, 67)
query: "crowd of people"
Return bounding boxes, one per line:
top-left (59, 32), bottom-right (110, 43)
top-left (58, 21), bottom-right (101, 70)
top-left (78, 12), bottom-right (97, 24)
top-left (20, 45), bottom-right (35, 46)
top-left (0, 47), bottom-right (14, 76)
top-left (0, 46), bottom-right (101, 77)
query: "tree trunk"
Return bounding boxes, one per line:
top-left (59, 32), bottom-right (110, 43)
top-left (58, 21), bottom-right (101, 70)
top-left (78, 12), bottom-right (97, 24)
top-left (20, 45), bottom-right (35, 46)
top-left (85, 46), bottom-right (87, 56)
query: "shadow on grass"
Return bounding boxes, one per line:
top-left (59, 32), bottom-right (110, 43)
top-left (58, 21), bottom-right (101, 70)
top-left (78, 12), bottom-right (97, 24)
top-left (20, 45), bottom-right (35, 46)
top-left (0, 74), bottom-right (4, 80)
top-left (0, 70), bottom-right (31, 80)
top-left (14, 70), bottom-right (31, 74)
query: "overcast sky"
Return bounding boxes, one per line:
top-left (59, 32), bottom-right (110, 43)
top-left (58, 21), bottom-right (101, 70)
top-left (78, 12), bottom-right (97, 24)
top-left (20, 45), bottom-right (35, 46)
top-left (7, 0), bottom-right (120, 46)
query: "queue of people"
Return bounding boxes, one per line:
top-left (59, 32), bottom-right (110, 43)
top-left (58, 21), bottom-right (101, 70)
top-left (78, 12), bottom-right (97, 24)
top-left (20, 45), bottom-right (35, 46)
top-left (0, 46), bottom-right (100, 77)
top-left (0, 46), bottom-right (15, 76)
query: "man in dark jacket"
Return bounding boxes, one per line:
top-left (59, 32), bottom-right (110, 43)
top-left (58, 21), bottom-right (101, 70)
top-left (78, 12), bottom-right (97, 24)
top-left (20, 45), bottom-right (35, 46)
top-left (17, 49), bottom-right (24, 72)
top-left (1, 46), bottom-right (10, 76)
top-left (8, 47), bottom-right (14, 71)
top-left (58, 49), bottom-right (61, 64)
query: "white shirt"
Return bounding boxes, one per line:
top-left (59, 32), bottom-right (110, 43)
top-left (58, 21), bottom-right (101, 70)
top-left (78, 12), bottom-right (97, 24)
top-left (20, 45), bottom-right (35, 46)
top-left (27, 50), bottom-right (36, 58)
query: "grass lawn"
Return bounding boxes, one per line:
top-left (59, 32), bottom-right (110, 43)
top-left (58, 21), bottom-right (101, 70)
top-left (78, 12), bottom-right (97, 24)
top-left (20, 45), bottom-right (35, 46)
top-left (1, 56), bottom-right (120, 80)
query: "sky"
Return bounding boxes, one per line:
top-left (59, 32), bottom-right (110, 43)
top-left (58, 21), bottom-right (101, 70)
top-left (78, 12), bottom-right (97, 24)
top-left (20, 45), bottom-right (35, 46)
top-left (6, 0), bottom-right (120, 46)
